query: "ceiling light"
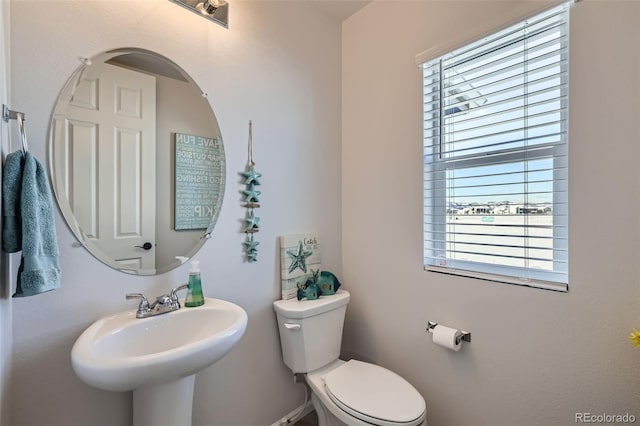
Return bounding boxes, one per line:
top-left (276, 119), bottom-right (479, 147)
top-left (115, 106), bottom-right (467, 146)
top-left (169, 0), bottom-right (229, 28)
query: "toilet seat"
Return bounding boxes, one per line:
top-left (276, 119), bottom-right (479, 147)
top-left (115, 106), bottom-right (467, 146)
top-left (322, 360), bottom-right (426, 426)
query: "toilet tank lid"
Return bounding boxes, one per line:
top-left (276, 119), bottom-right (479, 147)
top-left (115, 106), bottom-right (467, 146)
top-left (273, 290), bottom-right (350, 319)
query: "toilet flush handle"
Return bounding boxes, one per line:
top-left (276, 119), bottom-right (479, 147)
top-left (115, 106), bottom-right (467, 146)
top-left (284, 323), bottom-right (301, 331)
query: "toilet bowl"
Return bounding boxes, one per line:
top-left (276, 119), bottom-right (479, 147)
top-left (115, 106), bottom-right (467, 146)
top-left (306, 359), bottom-right (426, 426)
top-left (273, 290), bottom-right (427, 426)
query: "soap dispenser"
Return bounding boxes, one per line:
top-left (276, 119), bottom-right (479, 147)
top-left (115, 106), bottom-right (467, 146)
top-left (185, 260), bottom-right (205, 307)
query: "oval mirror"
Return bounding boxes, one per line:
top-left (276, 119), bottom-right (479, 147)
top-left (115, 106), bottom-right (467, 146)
top-left (49, 48), bottom-right (225, 275)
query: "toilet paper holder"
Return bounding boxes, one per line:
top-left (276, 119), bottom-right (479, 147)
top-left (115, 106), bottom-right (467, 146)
top-left (426, 321), bottom-right (471, 344)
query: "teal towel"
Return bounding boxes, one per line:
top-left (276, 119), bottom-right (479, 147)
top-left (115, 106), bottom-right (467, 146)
top-left (3, 151), bottom-right (61, 297)
top-left (2, 151), bottom-right (24, 253)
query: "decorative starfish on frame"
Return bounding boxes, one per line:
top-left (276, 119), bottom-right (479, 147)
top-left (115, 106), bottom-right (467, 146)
top-left (241, 165), bottom-right (262, 186)
top-left (242, 187), bottom-right (261, 203)
top-left (244, 211), bottom-right (260, 231)
top-left (287, 240), bottom-right (312, 273)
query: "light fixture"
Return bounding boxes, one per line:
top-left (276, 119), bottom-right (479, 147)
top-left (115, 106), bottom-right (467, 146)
top-left (196, 0), bottom-right (226, 15)
top-left (169, 0), bottom-right (229, 28)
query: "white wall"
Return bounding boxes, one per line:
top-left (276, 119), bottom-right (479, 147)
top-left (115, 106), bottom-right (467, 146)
top-left (9, 1), bottom-right (342, 425)
top-left (342, 1), bottom-right (640, 425)
top-left (0, 2), bottom-right (11, 424)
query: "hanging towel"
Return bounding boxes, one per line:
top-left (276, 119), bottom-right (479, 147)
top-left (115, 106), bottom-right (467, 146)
top-left (2, 151), bottom-right (24, 253)
top-left (3, 151), bottom-right (61, 297)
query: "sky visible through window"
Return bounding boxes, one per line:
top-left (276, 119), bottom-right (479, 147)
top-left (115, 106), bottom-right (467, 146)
top-left (442, 24), bottom-right (563, 208)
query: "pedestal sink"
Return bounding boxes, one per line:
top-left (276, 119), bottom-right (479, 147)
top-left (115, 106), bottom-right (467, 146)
top-left (71, 297), bottom-right (248, 426)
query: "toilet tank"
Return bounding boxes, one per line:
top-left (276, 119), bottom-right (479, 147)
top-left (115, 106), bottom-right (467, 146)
top-left (273, 290), bottom-right (350, 373)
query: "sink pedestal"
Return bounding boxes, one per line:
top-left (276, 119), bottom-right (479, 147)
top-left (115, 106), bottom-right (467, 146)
top-left (133, 375), bottom-right (196, 426)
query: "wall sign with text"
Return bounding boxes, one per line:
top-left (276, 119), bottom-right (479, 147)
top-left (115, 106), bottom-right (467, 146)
top-left (174, 133), bottom-right (225, 230)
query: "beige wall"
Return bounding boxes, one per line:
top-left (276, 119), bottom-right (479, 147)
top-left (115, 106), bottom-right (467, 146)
top-left (154, 73), bottom-right (220, 271)
top-left (342, 1), bottom-right (640, 425)
top-left (9, 1), bottom-right (342, 425)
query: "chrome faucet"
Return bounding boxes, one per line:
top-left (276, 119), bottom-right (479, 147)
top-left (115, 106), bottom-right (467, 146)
top-left (126, 284), bottom-right (190, 319)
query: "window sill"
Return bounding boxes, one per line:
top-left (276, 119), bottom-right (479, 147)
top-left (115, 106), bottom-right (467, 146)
top-left (425, 265), bottom-right (568, 292)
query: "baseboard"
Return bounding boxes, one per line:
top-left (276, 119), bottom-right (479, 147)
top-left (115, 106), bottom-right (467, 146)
top-left (269, 402), bottom-right (315, 426)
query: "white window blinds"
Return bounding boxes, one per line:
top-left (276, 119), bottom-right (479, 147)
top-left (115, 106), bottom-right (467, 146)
top-left (422, 4), bottom-right (569, 290)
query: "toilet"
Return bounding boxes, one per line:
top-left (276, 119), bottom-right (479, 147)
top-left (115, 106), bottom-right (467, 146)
top-left (273, 290), bottom-right (427, 426)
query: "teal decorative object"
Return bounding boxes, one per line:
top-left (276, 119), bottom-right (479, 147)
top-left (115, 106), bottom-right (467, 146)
top-left (305, 269), bottom-right (320, 287)
top-left (297, 269), bottom-right (322, 300)
top-left (303, 282), bottom-right (321, 300)
top-left (243, 235), bottom-right (260, 251)
top-left (243, 232), bottom-right (259, 262)
top-left (287, 240), bottom-right (312, 274)
top-left (241, 121), bottom-right (262, 263)
top-left (296, 284), bottom-right (306, 301)
top-left (317, 271), bottom-right (341, 295)
top-left (244, 210), bottom-right (260, 231)
top-left (241, 165), bottom-right (262, 186)
top-left (279, 234), bottom-right (321, 300)
top-left (243, 235), bottom-right (259, 263)
top-left (242, 187), bottom-right (261, 203)
top-left (174, 133), bottom-right (225, 230)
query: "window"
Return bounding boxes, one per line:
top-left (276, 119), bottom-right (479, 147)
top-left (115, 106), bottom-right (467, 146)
top-left (422, 4), bottom-right (569, 291)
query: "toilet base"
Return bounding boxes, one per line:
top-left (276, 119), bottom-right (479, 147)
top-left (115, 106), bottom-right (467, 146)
top-left (311, 392), bottom-right (347, 426)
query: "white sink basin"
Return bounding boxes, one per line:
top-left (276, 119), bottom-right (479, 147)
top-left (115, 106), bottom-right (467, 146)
top-left (71, 297), bottom-right (248, 392)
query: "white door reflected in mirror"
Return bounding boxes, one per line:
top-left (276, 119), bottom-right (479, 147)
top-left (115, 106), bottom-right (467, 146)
top-left (57, 61), bottom-right (157, 270)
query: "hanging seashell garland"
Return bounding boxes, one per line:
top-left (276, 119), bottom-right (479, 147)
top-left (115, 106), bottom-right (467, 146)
top-left (241, 121), bottom-right (262, 262)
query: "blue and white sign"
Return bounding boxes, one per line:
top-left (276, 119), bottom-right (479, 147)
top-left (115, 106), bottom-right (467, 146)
top-left (174, 133), bottom-right (225, 230)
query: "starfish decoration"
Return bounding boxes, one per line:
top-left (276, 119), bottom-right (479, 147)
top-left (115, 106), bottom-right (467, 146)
top-left (286, 240), bottom-right (312, 274)
top-left (243, 238), bottom-right (260, 252)
top-left (244, 234), bottom-right (259, 263)
top-left (244, 211), bottom-right (260, 231)
top-left (241, 165), bottom-right (262, 186)
top-left (242, 187), bottom-right (261, 203)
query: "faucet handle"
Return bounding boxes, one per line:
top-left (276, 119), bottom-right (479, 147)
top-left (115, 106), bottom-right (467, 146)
top-left (126, 293), bottom-right (150, 309)
top-left (170, 284), bottom-right (189, 302)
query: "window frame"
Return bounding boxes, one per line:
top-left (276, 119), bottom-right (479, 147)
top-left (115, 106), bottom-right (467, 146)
top-left (421, 4), bottom-right (570, 292)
